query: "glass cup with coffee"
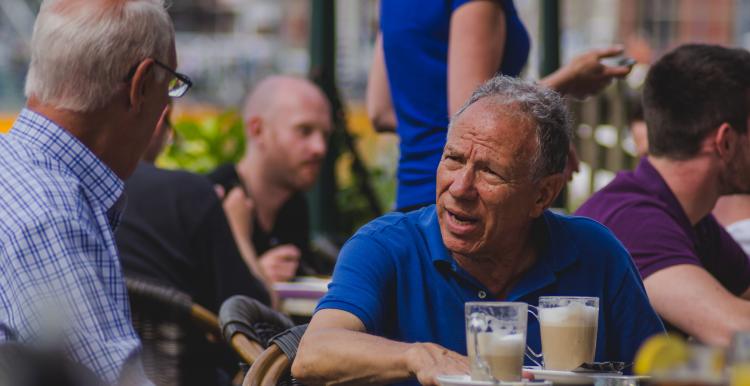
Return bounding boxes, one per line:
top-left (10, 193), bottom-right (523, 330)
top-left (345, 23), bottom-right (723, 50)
top-left (465, 302), bottom-right (528, 381)
top-left (532, 296), bottom-right (599, 371)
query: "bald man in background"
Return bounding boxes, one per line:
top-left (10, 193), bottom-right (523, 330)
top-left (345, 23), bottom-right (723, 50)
top-left (209, 76), bottom-right (333, 282)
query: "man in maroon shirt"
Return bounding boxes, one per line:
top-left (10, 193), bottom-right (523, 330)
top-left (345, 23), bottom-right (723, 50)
top-left (576, 44), bottom-right (750, 347)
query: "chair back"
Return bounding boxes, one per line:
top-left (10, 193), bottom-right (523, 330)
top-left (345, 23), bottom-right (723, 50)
top-left (219, 295), bottom-right (294, 366)
top-left (242, 324), bottom-right (308, 386)
top-left (126, 277), bottom-right (224, 386)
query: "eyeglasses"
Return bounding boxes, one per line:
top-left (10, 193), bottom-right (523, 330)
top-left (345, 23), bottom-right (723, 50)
top-left (124, 58), bottom-right (192, 98)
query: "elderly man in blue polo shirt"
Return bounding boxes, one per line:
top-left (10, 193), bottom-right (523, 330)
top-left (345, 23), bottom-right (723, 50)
top-left (293, 76), bottom-right (664, 386)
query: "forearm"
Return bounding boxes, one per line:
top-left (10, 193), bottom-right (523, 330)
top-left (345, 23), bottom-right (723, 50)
top-left (645, 266), bottom-right (750, 347)
top-left (669, 298), bottom-right (750, 347)
top-left (447, 1), bottom-right (505, 115)
top-left (539, 70), bottom-right (570, 94)
top-left (293, 328), bottom-right (414, 385)
top-left (367, 33), bottom-right (397, 133)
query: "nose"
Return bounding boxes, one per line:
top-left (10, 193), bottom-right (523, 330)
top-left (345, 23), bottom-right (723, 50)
top-left (448, 166), bottom-right (478, 201)
top-left (309, 130), bottom-right (328, 158)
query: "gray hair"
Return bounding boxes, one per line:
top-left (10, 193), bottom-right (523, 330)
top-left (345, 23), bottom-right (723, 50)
top-left (25, 0), bottom-right (174, 112)
top-left (450, 75), bottom-right (572, 180)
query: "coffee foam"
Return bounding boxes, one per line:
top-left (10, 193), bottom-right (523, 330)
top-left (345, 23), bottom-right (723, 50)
top-left (477, 332), bottom-right (526, 355)
top-left (539, 303), bottom-right (597, 327)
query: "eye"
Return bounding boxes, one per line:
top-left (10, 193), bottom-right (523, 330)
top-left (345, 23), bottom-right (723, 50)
top-left (297, 125), bottom-right (314, 136)
top-left (481, 166), bottom-right (505, 182)
top-left (442, 153), bottom-right (461, 164)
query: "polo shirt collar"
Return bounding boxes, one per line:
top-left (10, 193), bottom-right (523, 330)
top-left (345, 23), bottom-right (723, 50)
top-left (11, 108), bottom-right (125, 212)
top-left (423, 205), bottom-right (581, 299)
top-left (634, 157), bottom-right (695, 235)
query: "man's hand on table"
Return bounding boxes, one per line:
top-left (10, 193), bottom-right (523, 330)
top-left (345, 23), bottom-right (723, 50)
top-left (405, 343), bottom-right (469, 386)
top-left (260, 244), bottom-right (300, 282)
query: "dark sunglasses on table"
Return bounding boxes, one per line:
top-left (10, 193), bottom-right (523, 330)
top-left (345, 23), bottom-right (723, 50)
top-left (124, 58), bottom-right (192, 98)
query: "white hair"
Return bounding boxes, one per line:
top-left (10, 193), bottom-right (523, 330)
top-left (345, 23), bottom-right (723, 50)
top-left (25, 0), bottom-right (174, 112)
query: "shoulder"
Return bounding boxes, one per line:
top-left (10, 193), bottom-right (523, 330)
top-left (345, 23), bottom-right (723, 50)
top-left (206, 163), bottom-right (238, 187)
top-left (549, 212), bottom-right (625, 250)
top-left (0, 151), bottom-right (90, 232)
top-left (128, 164), bottom-right (216, 198)
top-left (345, 206), bottom-right (437, 259)
top-left (354, 208), bottom-right (429, 243)
top-left (576, 183), bottom-right (679, 238)
top-left (546, 212), bottom-right (634, 268)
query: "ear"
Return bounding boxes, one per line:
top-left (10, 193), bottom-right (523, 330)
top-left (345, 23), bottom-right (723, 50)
top-left (245, 116), bottom-right (264, 141)
top-left (529, 173), bottom-right (566, 218)
top-left (128, 58), bottom-right (155, 113)
top-left (714, 122), bottom-right (737, 161)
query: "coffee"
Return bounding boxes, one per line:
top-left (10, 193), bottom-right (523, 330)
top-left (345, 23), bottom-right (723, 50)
top-left (539, 303), bottom-right (598, 370)
top-left (468, 332), bottom-right (525, 381)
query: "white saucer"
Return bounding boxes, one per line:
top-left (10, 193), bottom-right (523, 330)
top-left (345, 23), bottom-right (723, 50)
top-left (523, 367), bottom-right (646, 385)
top-left (436, 374), bottom-right (551, 386)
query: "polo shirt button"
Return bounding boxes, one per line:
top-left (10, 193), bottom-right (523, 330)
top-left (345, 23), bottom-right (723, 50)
top-left (478, 291), bottom-right (487, 299)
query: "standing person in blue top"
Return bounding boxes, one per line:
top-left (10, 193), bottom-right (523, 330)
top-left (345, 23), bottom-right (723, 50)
top-left (368, 0), bottom-right (635, 210)
top-left (293, 76), bottom-right (664, 386)
top-left (0, 0), bottom-right (183, 384)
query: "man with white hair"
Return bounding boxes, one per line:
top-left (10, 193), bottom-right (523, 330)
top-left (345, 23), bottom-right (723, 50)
top-left (0, 0), bottom-right (185, 384)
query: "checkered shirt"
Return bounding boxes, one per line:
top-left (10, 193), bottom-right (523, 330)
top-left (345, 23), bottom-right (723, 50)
top-left (0, 108), bottom-right (150, 385)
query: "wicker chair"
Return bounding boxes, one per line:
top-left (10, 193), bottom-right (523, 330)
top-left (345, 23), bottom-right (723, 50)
top-left (125, 277), bottom-right (227, 386)
top-left (242, 324), bottom-right (307, 386)
top-left (218, 296), bottom-right (304, 386)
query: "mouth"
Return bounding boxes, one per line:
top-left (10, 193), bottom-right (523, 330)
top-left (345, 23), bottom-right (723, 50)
top-left (303, 159), bottom-right (323, 169)
top-left (444, 207), bottom-right (480, 234)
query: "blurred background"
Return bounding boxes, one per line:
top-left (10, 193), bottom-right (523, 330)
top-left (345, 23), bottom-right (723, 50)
top-left (1, 0), bottom-right (749, 242)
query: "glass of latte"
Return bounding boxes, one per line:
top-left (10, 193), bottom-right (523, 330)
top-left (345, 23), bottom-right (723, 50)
top-left (538, 296), bottom-right (599, 371)
top-left (465, 302), bottom-right (528, 381)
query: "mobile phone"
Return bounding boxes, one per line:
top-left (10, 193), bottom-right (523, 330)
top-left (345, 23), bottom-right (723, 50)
top-left (601, 56), bottom-right (636, 67)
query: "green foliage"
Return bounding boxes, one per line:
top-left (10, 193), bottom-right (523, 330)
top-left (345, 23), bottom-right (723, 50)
top-left (157, 110), bottom-right (246, 173)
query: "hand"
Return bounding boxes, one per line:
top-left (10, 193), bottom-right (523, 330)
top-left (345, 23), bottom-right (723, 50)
top-left (405, 343), bottom-right (469, 386)
top-left (222, 186), bottom-right (254, 238)
top-left (548, 46), bottom-right (633, 99)
top-left (259, 244), bottom-right (301, 283)
top-left (214, 184), bottom-right (226, 200)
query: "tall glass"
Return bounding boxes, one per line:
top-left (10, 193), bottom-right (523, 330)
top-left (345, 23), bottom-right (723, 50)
top-left (538, 296), bottom-right (599, 371)
top-left (465, 302), bottom-right (528, 381)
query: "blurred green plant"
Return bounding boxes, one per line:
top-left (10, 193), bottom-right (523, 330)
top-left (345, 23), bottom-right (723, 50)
top-left (335, 151), bottom-right (396, 232)
top-left (157, 110), bottom-right (246, 173)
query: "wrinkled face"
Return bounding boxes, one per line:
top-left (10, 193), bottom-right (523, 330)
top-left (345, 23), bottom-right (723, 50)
top-left (263, 90), bottom-right (332, 191)
top-left (436, 99), bottom-right (542, 259)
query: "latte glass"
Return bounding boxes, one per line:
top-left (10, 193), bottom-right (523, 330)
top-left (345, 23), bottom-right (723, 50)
top-left (465, 302), bottom-right (528, 381)
top-left (537, 296), bottom-right (599, 371)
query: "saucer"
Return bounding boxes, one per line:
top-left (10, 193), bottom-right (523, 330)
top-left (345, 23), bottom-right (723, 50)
top-left (523, 367), bottom-right (646, 385)
top-left (436, 374), bottom-right (551, 386)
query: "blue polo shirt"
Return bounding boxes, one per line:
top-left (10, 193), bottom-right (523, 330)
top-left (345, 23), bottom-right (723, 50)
top-left (316, 206), bottom-right (664, 385)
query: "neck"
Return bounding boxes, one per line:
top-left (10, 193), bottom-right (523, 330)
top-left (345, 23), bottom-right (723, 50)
top-left (454, 222), bottom-right (538, 297)
top-left (236, 153), bottom-right (293, 232)
top-left (648, 155), bottom-right (720, 225)
top-left (27, 99), bottom-right (127, 178)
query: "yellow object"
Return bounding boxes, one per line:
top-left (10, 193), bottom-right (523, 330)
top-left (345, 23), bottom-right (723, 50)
top-left (634, 334), bottom-right (690, 375)
top-left (0, 113), bottom-right (17, 133)
top-left (731, 363), bottom-right (750, 386)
